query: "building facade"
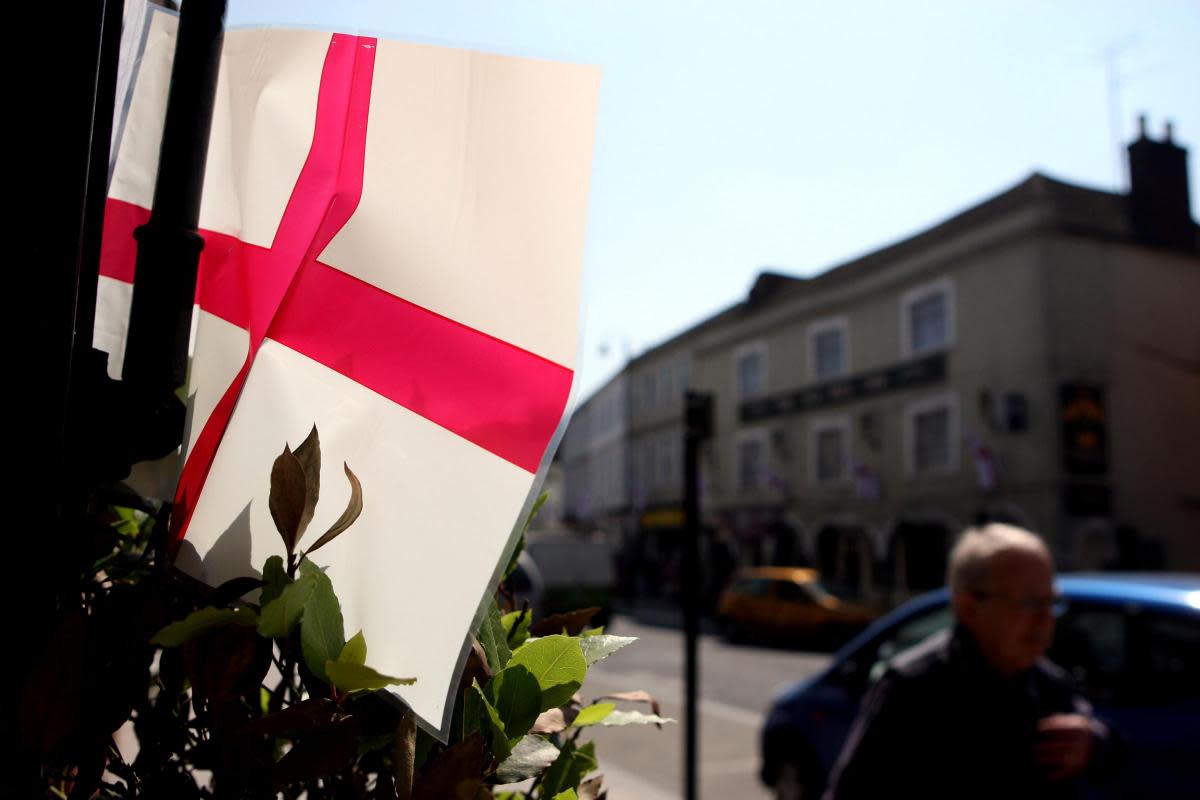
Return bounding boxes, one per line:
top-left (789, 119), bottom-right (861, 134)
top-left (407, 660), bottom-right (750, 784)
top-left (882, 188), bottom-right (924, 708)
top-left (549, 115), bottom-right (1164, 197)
top-left (559, 125), bottom-right (1200, 606)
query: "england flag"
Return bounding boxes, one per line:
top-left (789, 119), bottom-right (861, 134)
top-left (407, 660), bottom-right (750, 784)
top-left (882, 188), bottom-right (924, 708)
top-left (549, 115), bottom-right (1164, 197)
top-left (96, 10), bottom-right (600, 735)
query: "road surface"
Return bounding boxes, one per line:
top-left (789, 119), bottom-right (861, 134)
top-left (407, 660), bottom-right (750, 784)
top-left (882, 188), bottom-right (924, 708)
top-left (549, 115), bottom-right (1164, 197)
top-left (576, 615), bottom-right (833, 799)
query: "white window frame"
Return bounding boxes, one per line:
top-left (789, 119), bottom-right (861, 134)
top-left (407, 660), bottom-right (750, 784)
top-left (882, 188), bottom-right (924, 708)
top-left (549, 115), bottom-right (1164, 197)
top-left (806, 315), bottom-right (851, 382)
top-left (733, 339), bottom-right (769, 399)
top-left (807, 415), bottom-right (852, 487)
top-left (900, 276), bottom-right (956, 359)
top-left (903, 391), bottom-right (961, 478)
top-left (735, 428), bottom-right (769, 493)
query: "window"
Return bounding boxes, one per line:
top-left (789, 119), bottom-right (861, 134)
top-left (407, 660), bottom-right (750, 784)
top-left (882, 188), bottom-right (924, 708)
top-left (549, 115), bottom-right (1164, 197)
top-left (1049, 605), bottom-right (1128, 703)
top-left (903, 393), bottom-right (960, 477)
top-left (867, 605), bottom-right (954, 683)
top-left (1139, 612), bottom-right (1200, 702)
top-left (901, 277), bottom-right (955, 357)
top-left (734, 341), bottom-right (767, 399)
top-left (730, 577), bottom-right (771, 598)
top-left (774, 581), bottom-right (815, 605)
top-left (736, 429), bottom-right (768, 492)
top-left (807, 316), bottom-right (849, 381)
top-left (914, 408), bottom-right (949, 471)
top-left (808, 417), bottom-right (851, 486)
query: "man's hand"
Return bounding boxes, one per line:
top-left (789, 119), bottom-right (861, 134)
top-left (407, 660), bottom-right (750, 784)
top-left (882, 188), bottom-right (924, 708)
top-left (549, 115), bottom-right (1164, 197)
top-left (1035, 713), bottom-right (1097, 780)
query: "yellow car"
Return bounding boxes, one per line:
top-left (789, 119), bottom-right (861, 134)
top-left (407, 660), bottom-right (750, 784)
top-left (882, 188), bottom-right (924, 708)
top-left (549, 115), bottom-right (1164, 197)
top-left (716, 567), bottom-right (876, 647)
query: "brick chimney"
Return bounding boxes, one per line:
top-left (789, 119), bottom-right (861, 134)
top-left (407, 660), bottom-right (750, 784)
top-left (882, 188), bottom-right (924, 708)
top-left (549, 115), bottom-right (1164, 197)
top-left (1127, 114), bottom-right (1196, 251)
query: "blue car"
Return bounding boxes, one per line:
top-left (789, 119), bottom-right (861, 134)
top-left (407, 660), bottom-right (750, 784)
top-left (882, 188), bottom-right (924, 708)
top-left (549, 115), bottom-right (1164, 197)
top-left (760, 574), bottom-right (1200, 799)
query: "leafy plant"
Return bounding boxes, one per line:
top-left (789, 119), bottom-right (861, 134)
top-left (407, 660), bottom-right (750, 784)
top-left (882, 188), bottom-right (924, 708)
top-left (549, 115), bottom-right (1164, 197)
top-left (25, 426), bottom-right (670, 799)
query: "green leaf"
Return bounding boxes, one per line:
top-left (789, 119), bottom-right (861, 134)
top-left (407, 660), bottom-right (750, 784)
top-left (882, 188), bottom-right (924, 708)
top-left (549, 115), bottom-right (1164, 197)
top-left (502, 492), bottom-right (548, 581)
top-left (298, 561), bottom-right (345, 682)
top-left (111, 506), bottom-right (143, 537)
top-left (523, 492), bottom-right (549, 536)
top-left (581, 626), bottom-right (605, 637)
top-left (484, 665), bottom-right (541, 743)
top-left (502, 534), bottom-right (525, 583)
top-left (477, 601), bottom-right (512, 673)
top-left (292, 425), bottom-right (322, 545)
top-left (494, 735), bottom-right (560, 784)
top-left (151, 607), bottom-right (257, 647)
top-left (304, 462), bottom-right (363, 556)
top-left (325, 661), bottom-right (415, 692)
top-left (338, 630), bottom-right (367, 665)
top-left (256, 575), bottom-right (317, 638)
top-left (508, 635), bottom-right (586, 712)
top-left (260, 555), bottom-right (290, 607)
top-left (501, 610), bottom-right (532, 650)
top-left (552, 792), bottom-right (579, 800)
top-left (579, 634), bottom-right (637, 667)
top-left (570, 702), bottom-right (615, 728)
top-left (595, 710), bottom-right (675, 726)
top-left (470, 681), bottom-right (512, 760)
top-left (540, 740), bottom-right (597, 798)
top-left (269, 444), bottom-right (308, 556)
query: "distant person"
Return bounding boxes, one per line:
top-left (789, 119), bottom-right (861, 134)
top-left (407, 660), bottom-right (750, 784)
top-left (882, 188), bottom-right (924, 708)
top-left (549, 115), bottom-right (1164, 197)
top-left (823, 523), bottom-right (1112, 799)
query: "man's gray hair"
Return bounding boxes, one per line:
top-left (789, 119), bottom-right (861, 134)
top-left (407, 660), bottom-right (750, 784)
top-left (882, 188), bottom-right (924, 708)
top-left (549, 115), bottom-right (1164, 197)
top-left (946, 523), bottom-right (1051, 594)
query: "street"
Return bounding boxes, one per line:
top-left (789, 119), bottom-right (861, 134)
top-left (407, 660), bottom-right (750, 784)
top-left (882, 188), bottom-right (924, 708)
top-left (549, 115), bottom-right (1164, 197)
top-left (576, 615), bottom-right (832, 800)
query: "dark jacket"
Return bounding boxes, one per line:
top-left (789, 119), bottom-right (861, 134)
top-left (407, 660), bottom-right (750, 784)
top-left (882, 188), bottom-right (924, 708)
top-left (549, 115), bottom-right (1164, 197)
top-left (824, 625), bottom-right (1107, 800)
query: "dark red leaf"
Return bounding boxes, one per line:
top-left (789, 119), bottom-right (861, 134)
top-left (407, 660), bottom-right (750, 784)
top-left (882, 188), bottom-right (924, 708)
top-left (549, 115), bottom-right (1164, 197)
top-left (529, 607), bottom-right (602, 637)
top-left (412, 733), bottom-right (490, 800)
top-left (271, 718), bottom-right (359, 789)
top-left (269, 445), bottom-right (308, 556)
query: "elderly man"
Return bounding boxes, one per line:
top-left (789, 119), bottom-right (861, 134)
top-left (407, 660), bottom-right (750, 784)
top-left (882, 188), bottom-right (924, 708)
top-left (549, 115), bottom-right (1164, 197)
top-left (823, 523), bottom-right (1109, 799)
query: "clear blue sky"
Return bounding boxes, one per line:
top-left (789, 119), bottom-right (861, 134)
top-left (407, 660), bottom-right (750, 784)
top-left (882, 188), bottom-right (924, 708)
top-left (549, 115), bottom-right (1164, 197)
top-left (228, 0), bottom-right (1200, 403)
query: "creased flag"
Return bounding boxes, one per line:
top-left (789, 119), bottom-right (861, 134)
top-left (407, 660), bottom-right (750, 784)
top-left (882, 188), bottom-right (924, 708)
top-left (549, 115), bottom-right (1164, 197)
top-left (96, 12), bottom-right (601, 736)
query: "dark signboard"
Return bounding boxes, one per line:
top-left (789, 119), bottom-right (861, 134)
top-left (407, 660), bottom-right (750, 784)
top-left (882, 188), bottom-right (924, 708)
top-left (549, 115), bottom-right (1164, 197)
top-left (740, 353), bottom-right (946, 422)
top-left (1060, 384), bottom-right (1107, 475)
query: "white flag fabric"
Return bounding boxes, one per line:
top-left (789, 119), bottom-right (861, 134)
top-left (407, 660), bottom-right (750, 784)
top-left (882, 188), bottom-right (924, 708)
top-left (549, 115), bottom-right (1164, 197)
top-left (97, 14), bottom-right (600, 736)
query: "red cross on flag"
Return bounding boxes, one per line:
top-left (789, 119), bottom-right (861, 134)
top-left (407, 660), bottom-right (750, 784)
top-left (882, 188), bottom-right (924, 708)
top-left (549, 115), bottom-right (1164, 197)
top-left (96, 11), bottom-right (600, 734)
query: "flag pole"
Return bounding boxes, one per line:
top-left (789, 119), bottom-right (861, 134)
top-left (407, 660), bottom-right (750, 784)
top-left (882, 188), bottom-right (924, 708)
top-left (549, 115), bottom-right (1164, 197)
top-left (683, 391), bottom-right (714, 800)
top-left (122, 0), bottom-right (227, 394)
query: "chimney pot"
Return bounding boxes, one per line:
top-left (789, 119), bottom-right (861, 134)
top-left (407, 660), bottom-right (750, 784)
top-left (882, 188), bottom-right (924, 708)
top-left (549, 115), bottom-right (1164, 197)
top-left (1126, 118), bottom-right (1194, 251)
top-left (1138, 113), bottom-right (1148, 138)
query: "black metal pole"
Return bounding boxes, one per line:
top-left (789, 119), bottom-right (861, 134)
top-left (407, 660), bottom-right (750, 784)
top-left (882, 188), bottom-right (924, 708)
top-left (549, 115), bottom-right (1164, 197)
top-left (683, 391), bottom-right (713, 800)
top-left (122, 0), bottom-right (227, 393)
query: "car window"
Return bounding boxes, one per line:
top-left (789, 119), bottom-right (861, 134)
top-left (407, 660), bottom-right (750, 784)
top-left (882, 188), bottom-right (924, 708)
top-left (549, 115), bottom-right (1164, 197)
top-left (731, 577), bottom-right (771, 598)
top-left (1049, 604), bottom-right (1127, 703)
top-left (1137, 612), bottom-right (1200, 703)
top-left (864, 604), bottom-right (953, 683)
top-left (775, 581), bottom-right (814, 604)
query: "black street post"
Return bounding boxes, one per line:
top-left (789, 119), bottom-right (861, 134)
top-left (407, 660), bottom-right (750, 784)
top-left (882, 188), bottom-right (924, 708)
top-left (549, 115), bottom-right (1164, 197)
top-left (683, 391), bottom-right (714, 800)
top-left (122, 0), bottom-right (227, 394)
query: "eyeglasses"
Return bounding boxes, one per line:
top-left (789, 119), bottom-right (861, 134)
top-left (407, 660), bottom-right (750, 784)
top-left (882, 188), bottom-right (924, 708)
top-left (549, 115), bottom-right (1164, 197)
top-left (970, 590), bottom-right (1066, 616)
